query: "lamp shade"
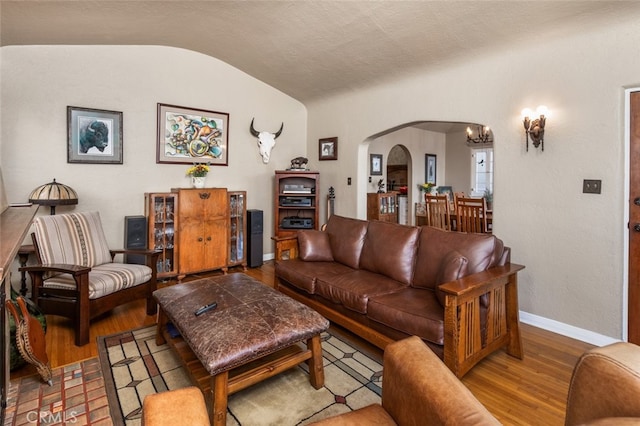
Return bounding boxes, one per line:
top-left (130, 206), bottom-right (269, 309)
top-left (29, 179), bottom-right (78, 214)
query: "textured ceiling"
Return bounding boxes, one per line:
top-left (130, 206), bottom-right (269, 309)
top-left (2, 1), bottom-right (640, 102)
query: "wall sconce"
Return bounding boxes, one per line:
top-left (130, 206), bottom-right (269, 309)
top-left (521, 105), bottom-right (549, 151)
top-left (29, 178), bottom-right (78, 215)
top-left (466, 125), bottom-right (493, 145)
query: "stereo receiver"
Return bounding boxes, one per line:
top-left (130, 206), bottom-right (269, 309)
top-left (280, 197), bottom-right (312, 207)
top-left (281, 216), bottom-right (314, 229)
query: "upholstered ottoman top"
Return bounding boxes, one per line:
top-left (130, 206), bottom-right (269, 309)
top-left (153, 273), bottom-right (329, 376)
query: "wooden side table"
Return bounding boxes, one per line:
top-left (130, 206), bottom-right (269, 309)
top-left (17, 244), bottom-right (35, 296)
top-left (271, 235), bottom-right (298, 261)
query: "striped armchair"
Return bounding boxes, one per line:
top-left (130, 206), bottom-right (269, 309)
top-left (21, 211), bottom-right (160, 346)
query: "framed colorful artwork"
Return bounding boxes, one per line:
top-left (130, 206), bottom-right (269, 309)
top-left (156, 103), bottom-right (229, 165)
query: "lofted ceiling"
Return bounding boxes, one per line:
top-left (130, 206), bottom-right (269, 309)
top-left (3, 1), bottom-right (640, 104)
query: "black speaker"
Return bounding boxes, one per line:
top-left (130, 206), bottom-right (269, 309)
top-left (124, 215), bottom-right (147, 265)
top-left (247, 210), bottom-right (263, 268)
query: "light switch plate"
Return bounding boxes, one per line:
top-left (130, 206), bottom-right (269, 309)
top-left (583, 179), bottom-right (601, 194)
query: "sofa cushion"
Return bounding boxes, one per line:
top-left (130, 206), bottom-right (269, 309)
top-left (435, 250), bottom-right (469, 306)
top-left (276, 259), bottom-right (354, 294)
top-left (315, 270), bottom-right (407, 314)
top-left (325, 215), bottom-right (368, 269)
top-left (359, 221), bottom-right (420, 285)
top-left (298, 230), bottom-right (334, 262)
top-left (33, 211), bottom-right (112, 268)
top-left (42, 262), bottom-right (152, 299)
top-left (367, 287), bottom-right (445, 345)
top-left (412, 226), bottom-right (499, 290)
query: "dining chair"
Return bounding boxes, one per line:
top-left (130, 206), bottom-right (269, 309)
top-left (452, 192), bottom-right (465, 213)
top-left (21, 211), bottom-right (160, 346)
top-left (455, 196), bottom-right (488, 233)
top-left (424, 194), bottom-right (452, 231)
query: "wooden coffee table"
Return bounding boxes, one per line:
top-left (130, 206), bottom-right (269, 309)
top-left (153, 273), bottom-right (329, 426)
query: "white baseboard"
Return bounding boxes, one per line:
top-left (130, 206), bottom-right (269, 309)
top-left (264, 252), bottom-right (274, 261)
top-left (520, 311), bottom-right (621, 347)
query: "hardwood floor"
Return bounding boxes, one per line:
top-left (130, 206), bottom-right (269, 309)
top-left (11, 261), bottom-right (594, 425)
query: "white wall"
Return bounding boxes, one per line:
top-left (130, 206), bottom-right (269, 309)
top-left (306, 19), bottom-right (640, 341)
top-left (445, 131), bottom-right (473, 195)
top-left (1, 45), bottom-right (306, 290)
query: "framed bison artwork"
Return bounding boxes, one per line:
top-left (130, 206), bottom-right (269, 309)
top-left (67, 106), bottom-right (123, 164)
top-left (156, 103), bottom-right (229, 166)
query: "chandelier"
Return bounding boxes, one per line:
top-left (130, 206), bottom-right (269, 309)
top-left (466, 126), bottom-right (493, 145)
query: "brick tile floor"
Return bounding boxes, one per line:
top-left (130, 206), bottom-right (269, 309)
top-left (4, 358), bottom-right (113, 426)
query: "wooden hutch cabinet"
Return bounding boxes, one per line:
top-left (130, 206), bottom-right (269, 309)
top-left (274, 170), bottom-right (319, 238)
top-left (367, 191), bottom-right (399, 223)
top-left (228, 191), bottom-right (247, 270)
top-left (173, 188), bottom-right (229, 279)
top-left (145, 192), bottom-right (179, 279)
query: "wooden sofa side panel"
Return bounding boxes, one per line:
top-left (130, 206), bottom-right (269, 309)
top-left (441, 263), bottom-right (525, 378)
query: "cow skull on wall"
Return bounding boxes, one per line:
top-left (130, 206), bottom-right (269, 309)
top-left (250, 118), bottom-right (284, 164)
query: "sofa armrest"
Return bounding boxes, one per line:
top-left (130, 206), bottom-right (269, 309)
top-left (383, 336), bottom-right (499, 425)
top-left (439, 263), bottom-right (525, 378)
top-left (310, 336), bottom-right (499, 426)
top-left (565, 342), bottom-right (640, 426)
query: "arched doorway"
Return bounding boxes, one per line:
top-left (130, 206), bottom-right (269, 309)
top-left (365, 121), bottom-right (493, 226)
top-left (387, 145), bottom-right (411, 224)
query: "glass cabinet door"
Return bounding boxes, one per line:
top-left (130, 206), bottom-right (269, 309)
top-left (228, 191), bottom-right (247, 269)
top-left (145, 192), bottom-right (178, 279)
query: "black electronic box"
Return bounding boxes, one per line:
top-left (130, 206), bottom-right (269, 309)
top-left (281, 216), bottom-right (314, 229)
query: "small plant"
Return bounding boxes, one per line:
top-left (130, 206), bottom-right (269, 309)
top-left (186, 163), bottom-right (210, 177)
top-left (417, 183), bottom-right (435, 193)
top-left (483, 188), bottom-right (493, 203)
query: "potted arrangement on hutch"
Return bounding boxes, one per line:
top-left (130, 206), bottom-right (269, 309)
top-left (418, 182), bottom-right (436, 196)
top-left (186, 163), bottom-right (210, 188)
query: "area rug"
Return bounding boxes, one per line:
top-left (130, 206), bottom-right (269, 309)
top-left (98, 326), bottom-right (383, 426)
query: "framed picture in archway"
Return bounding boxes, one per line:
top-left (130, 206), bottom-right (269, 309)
top-left (425, 154), bottom-right (437, 184)
top-left (370, 154), bottom-right (383, 175)
top-left (319, 137), bottom-right (338, 160)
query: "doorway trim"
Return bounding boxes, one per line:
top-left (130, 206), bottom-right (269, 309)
top-left (624, 86), bottom-right (640, 342)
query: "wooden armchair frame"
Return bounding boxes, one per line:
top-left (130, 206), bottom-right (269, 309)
top-left (22, 241), bottom-right (159, 346)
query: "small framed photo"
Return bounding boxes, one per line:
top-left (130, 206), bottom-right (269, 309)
top-left (437, 185), bottom-right (453, 201)
top-left (157, 103), bottom-right (229, 165)
top-left (425, 154), bottom-right (437, 184)
top-left (319, 137), bottom-right (338, 160)
top-left (370, 154), bottom-right (383, 176)
top-left (67, 106), bottom-right (123, 164)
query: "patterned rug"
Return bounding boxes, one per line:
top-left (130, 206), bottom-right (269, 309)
top-left (98, 326), bottom-right (383, 426)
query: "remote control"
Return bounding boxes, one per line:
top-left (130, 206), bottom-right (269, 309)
top-left (194, 302), bottom-right (218, 316)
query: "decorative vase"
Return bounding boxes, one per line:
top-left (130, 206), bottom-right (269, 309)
top-left (191, 176), bottom-right (206, 188)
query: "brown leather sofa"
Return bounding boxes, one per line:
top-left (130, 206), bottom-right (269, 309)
top-left (274, 214), bottom-right (525, 377)
top-left (312, 338), bottom-right (640, 426)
